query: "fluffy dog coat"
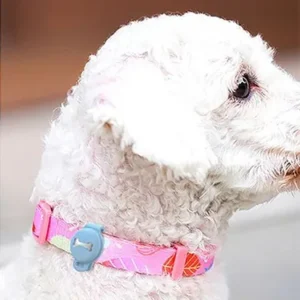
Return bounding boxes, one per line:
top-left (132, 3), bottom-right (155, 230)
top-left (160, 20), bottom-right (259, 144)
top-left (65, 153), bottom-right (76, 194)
top-left (1, 13), bottom-right (300, 300)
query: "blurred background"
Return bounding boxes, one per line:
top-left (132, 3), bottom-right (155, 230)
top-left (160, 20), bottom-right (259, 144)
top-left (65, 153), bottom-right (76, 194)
top-left (1, 1), bottom-right (299, 299)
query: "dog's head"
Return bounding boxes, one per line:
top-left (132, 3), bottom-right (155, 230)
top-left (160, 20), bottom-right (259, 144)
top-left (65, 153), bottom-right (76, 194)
top-left (68, 13), bottom-right (299, 210)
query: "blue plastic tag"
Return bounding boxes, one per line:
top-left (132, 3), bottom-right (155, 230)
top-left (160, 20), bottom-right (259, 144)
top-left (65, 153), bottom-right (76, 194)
top-left (70, 223), bottom-right (104, 272)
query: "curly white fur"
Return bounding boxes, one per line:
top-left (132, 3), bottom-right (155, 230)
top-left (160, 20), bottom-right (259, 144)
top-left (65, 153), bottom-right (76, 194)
top-left (1, 13), bottom-right (299, 300)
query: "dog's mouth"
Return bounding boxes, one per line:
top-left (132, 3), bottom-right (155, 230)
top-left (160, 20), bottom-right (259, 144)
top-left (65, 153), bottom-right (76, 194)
top-left (278, 161), bottom-right (300, 190)
top-left (281, 161), bottom-right (300, 176)
top-left (264, 147), bottom-right (300, 190)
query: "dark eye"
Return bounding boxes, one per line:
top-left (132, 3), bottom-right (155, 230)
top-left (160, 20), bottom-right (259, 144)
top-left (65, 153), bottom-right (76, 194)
top-left (233, 75), bottom-right (251, 99)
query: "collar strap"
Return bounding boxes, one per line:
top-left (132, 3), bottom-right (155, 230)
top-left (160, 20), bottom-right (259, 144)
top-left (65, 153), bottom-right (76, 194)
top-left (32, 200), bottom-right (215, 280)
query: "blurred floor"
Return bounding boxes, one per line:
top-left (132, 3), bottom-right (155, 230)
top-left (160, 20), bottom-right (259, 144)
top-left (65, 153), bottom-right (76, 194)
top-left (225, 217), bottom-right (300, 300)
top-left (1, 54), bottom-right (300, 299)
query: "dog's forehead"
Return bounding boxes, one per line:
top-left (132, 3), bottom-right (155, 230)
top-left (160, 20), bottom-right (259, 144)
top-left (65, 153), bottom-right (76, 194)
top-left (140, 15), bottom-right (271, 71)
top-left (193, 28), bottom-right (270, 64)
top-left (188, 17), bottom-right (273, 71)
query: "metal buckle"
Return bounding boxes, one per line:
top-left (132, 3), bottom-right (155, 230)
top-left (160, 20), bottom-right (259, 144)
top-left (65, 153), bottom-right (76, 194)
top-left (35, 200), bottom-right (52, 244)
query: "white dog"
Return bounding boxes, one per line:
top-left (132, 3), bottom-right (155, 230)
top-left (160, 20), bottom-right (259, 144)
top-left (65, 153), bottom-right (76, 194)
top-left (1, 13), bottom-right (299, 300)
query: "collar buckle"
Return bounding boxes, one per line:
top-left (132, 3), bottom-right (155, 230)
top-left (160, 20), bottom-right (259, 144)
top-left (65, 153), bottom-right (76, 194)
top-left (33, 200), bottom-right (52, 244)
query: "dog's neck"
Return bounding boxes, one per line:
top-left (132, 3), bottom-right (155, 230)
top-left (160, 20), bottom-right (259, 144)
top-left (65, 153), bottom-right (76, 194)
top-left (34, 125), bottom-right (241, 252)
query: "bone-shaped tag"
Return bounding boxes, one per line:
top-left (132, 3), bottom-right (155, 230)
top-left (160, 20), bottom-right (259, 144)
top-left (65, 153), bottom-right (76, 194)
top-left (73, 238), bottom-right (93, 251)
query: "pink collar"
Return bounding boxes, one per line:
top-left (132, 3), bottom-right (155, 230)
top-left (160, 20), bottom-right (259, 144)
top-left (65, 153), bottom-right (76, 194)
top-left (32, 200), bottom-right (216, 280)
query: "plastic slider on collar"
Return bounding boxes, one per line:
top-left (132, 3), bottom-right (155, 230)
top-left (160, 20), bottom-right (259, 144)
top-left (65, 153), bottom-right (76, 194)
top-left (171, 245), bottom-right (188, 280)
top-left (34, 200), bottom-right (52, 244)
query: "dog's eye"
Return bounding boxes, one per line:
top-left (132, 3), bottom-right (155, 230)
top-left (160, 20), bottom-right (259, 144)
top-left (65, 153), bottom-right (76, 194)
top-left (233, 75), bottom-right (250, 99)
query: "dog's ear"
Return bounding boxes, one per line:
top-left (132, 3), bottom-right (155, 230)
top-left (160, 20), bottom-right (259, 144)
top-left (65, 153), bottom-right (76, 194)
top-left (87, 60), bottom-right (217, 181)
top-left (126, 116), bottom-right (217, 182)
